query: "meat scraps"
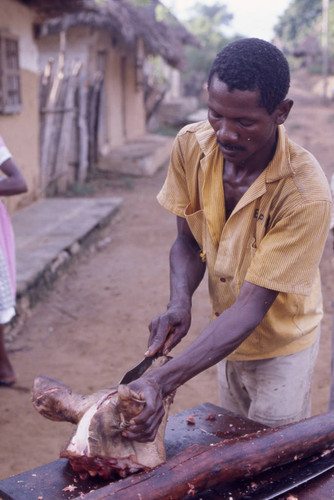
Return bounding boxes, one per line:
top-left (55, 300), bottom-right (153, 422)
top-left (32, 356), bottom-right (173, 480)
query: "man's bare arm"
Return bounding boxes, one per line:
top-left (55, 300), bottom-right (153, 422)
top-left (125, 281), bottom-right (278, 441)
top-left (147, 216), bottom-right (206, 355)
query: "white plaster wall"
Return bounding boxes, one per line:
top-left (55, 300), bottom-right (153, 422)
top-left (106, 48), bottom-right (124, 148)
top-left (37, 25), bottom-right (147, 154)
top-left (37, 26), bottom-right (94, 74)
top-left (163, 66), bottom-right (182, 102)
top-left (1, 0), bottom-right (39, 74)
top-left (0, 0), bottom-right (41, 211)
top-left (123, 52), bottom-right (146, 141)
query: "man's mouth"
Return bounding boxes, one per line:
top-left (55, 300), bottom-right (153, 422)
top-left (218, 141), bottom-right (246, 152)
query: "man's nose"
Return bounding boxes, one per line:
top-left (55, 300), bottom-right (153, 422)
top-left (216, 119), bottom-right (238, 142)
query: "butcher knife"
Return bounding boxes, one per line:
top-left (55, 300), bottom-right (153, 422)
top-left (119, 355), bottom-right (157, 384)
top-left (120, 328), bottom-right (176, 384)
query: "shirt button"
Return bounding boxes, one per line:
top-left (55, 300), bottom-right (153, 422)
top-left (215, 312), bottom-right (220, 317)
top-left (220, 277), bottom-right (226, 282)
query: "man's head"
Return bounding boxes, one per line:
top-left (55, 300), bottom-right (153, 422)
top-left (208, 38), bottom-right (290, 115)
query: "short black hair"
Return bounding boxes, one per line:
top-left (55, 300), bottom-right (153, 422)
top-left (207, 38), bottom-right (290, 114)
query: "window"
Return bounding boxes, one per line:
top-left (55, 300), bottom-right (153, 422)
top-left (0, 32), bottom-right (22, 114)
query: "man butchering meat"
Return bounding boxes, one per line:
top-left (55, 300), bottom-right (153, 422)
top-left (121, 38), bottom-right (332, 442)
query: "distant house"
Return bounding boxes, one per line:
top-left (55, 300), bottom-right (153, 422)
top-left (292, 34), bottom-right (321, 69)
top-left (0, 0), bottom-right (198, 201)
top-left (0, 0), bottom-right (42, 213)
top-left (0, 0), bottom-right (85, 211)
top-left (35, 0), bottom-right (199, 192)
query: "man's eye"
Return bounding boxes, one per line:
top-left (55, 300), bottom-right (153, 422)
top-left (209, 110), bottom-right (221, 119)
top-left (239, 120), bottom-right (254, 127)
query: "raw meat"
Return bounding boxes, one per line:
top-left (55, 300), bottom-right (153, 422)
top-left (32, 356), bottom-right (173, 480)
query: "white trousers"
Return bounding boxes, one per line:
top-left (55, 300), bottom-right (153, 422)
top-left (217, 327), bottom-right (320, 427)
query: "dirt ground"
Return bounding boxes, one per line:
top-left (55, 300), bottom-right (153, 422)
top-left (0, 69), bottom-right (334, 481)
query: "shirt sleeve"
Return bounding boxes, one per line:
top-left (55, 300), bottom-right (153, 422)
top-left (246, 200), bottom-right (332, 295)
top-left (0, 136), bottom-right (12, 166)
top-left (157, 135), bottom-right (190, 218)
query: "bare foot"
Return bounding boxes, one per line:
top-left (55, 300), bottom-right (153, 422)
top-left (0, 364), bottom-right (17, 385)
top-left (0, 325), bottom-right (17, 385)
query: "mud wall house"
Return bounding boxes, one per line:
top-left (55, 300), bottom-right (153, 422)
top-left (34, 0), bottom-right (199, 191)
top-left (0, 0), bottom-right (40, 213)
top-left (36, 19), bottom-right (147, 189)
top-left (0, 0), bottom-right (86, 211)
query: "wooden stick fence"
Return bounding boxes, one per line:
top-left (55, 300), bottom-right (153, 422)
top-left (39, 41), bottom-right (104, 195)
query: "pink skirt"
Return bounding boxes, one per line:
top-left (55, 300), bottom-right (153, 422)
top-left (0, 201), bottom-right (15, 323)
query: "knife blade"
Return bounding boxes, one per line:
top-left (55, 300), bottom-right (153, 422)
top-left (119, 327), bottom-right (176, 385)
top-left (119, 356), bottom-right (157, 384)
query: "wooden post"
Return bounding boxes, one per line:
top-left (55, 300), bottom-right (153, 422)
top-left (39, 31), bottom-right (67, 194)
top-left (322, 0), bottom-right (329, 103)
top-left (77, 69), bottom-right (89, 184)
top-left (87, 71), bottom-right (104, 170)
top-left (53, 61), bottom-right (81, 185)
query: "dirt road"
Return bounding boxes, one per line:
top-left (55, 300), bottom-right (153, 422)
top-left (0, 69), bottom-right (333, 480)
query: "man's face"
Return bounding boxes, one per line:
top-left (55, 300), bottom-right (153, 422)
top-left (207, 74), bottom-right (284, 168)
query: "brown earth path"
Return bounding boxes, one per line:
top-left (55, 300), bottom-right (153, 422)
top-left (0, 69), bottom-right (333, 480)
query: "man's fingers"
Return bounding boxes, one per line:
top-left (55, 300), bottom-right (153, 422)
top-left (147, 317), bottom-right (172, 353)
top-left (145, 344), bottom-right (160, 357)
top-left (122, 406), bottom-right (165, 442)
top-left (163, 326), bottom-right (187, 353)
top-left (122, 422), bottom-right (158, 442)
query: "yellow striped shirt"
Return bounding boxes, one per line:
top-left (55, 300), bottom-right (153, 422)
top-left (157, 120), bottom-right (332, 360)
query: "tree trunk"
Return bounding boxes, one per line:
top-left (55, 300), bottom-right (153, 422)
top-left (77, 411), bottom-right (334, 500)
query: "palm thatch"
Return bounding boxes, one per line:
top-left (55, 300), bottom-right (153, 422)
top-left (20, 0), bottom-right (87, 17)
top-left (34, 0), bottom-right (199, 68)
top-left (129, 4), bottom-right (200, 68)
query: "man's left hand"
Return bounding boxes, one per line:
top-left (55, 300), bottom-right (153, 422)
top-left (120, 377), bottom-right (164, 442)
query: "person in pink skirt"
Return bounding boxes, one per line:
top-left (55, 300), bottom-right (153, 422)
top-left (0, 136), bottom-right (27, 385)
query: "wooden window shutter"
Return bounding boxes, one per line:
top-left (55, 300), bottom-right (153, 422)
top-left (0, 32), bottom-right (22, 114)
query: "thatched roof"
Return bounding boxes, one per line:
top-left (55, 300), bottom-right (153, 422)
top-left (34, 0), bottom-right (199, 68)
top-left (21, 0), bottom-right (87, 17)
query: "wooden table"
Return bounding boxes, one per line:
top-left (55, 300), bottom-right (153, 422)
top-left (0, 403), bottom-right (333, 499)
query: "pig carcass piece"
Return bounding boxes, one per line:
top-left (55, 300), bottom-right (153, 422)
top-left (32, 356), bottom-right (173, 480)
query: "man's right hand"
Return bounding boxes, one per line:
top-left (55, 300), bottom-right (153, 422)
top-left (146, 305), bottom-right (191, 356)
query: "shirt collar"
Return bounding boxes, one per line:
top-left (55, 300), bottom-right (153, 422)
top-left (195, 120), bottom-right (217, 156)
top-left (265, 125), bottom-right (295, 182)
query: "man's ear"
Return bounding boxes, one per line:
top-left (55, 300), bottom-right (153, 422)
top-left (275, 98), bottom-right (294, 125)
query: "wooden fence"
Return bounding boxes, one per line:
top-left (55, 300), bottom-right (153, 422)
top-left (39, 56), bottom-right (104, 195)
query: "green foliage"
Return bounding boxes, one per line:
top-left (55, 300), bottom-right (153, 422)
top-left (127, 0), bottom-right (152, 6)
top-left (274, 0), bottom-right (323, 44)
top-left (181, 2), bottom-right (239, 95)
top-left (274, 0), bottom-right (334, 71)
top-left (124, 1), bottom-right (238, 95)
top-left (329, 3), bottom-right (334, 51)
top-left (155, 3), bottom-right (175, 22)
top-left (274, 0), bottom-right (334, 50)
